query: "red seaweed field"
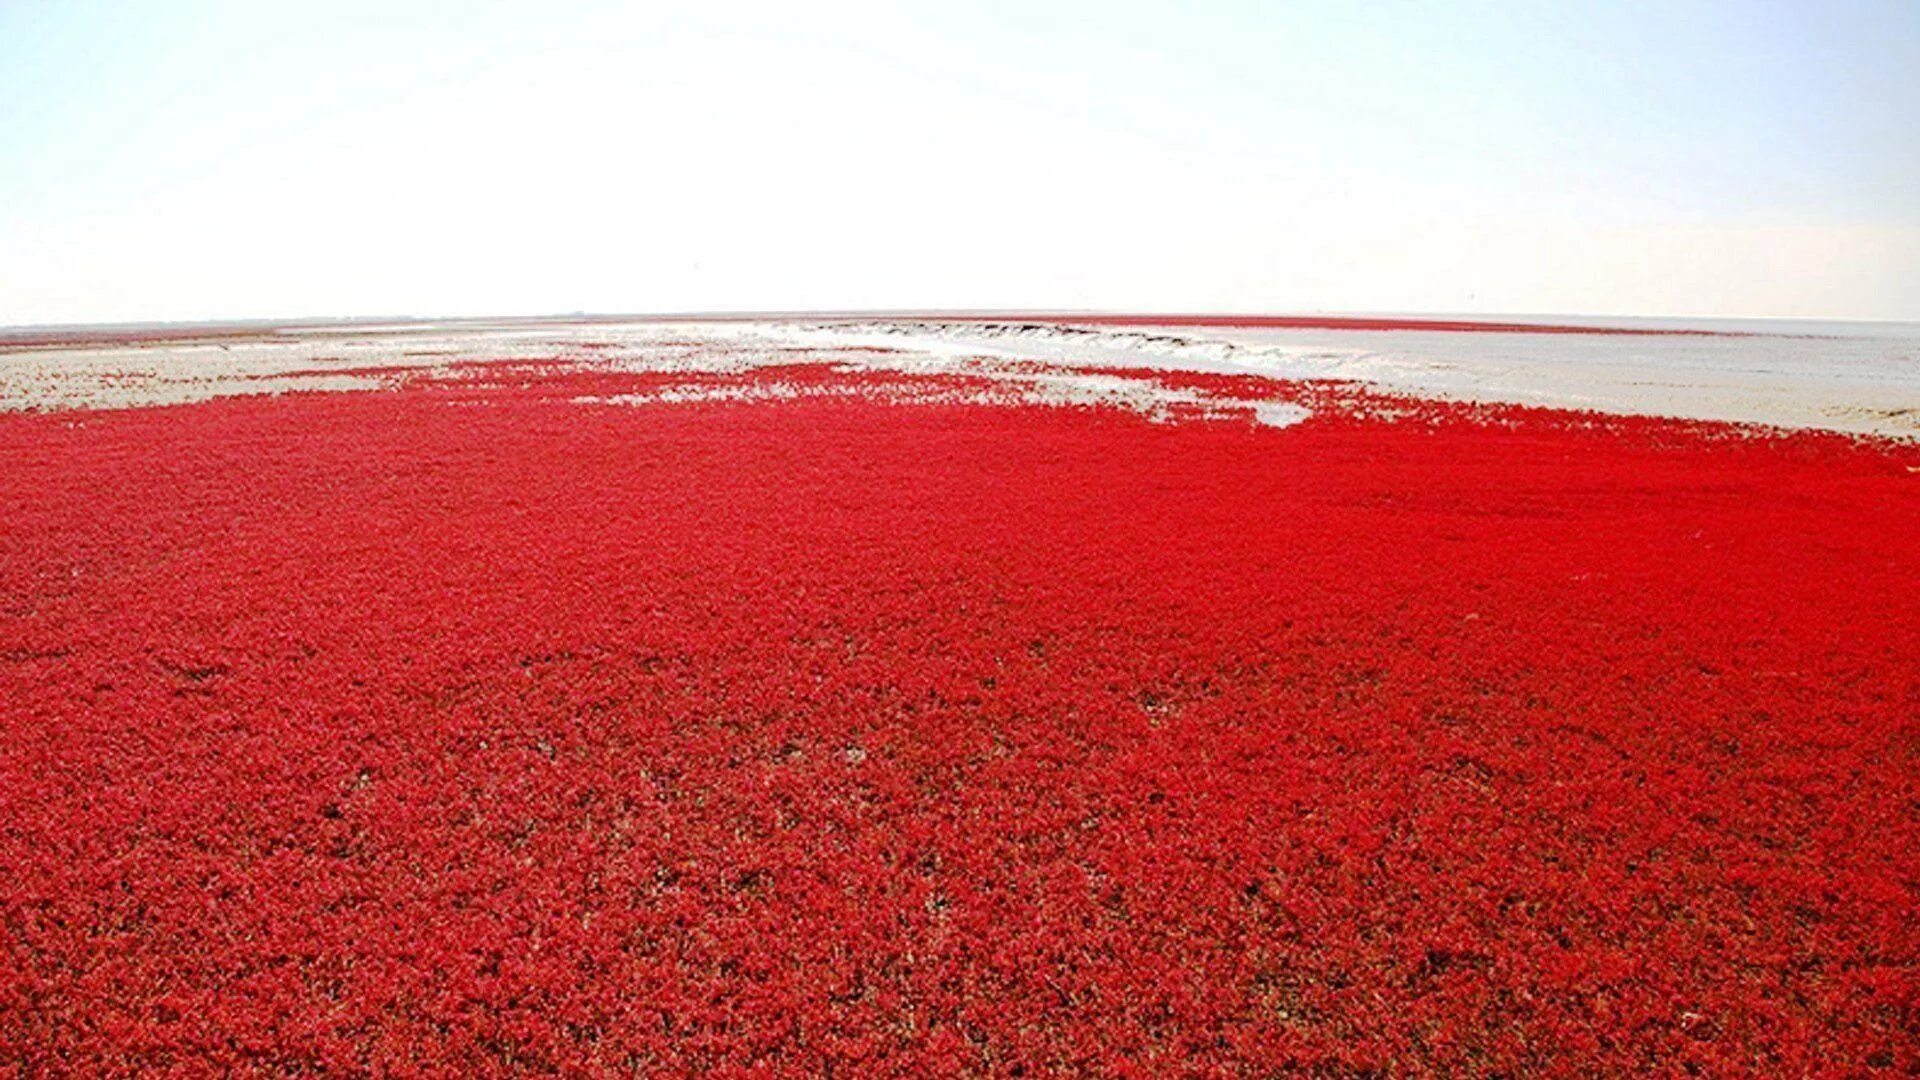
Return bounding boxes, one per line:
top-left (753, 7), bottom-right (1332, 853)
top-left (2, 359), bottom-right (1916, 1074)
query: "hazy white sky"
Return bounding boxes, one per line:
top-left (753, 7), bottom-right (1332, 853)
top-left (3, 0), bottom-right (1917, 325)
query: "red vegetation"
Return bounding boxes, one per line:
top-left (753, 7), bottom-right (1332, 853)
top-left (1, 364), bottom-right (1915, 1074)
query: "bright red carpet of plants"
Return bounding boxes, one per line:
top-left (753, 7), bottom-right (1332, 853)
top-left (2, 363), bottom-right (1916, 1075)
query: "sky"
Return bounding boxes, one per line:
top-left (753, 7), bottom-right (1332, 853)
top-left (2, 0), bottom-right (1918, 326)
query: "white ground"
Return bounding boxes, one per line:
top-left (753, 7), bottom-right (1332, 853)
top-left (2, 317), bottom-right (1915, 438)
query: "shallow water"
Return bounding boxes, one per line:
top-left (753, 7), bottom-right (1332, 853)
top-left (793, 317), bottom-right (1920, 438)
top-left (4, 316), bottom-right (1916, 437)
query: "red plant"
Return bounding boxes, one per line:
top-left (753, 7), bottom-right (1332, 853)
top-left (1, 362), bottom-right (1915, 1075)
